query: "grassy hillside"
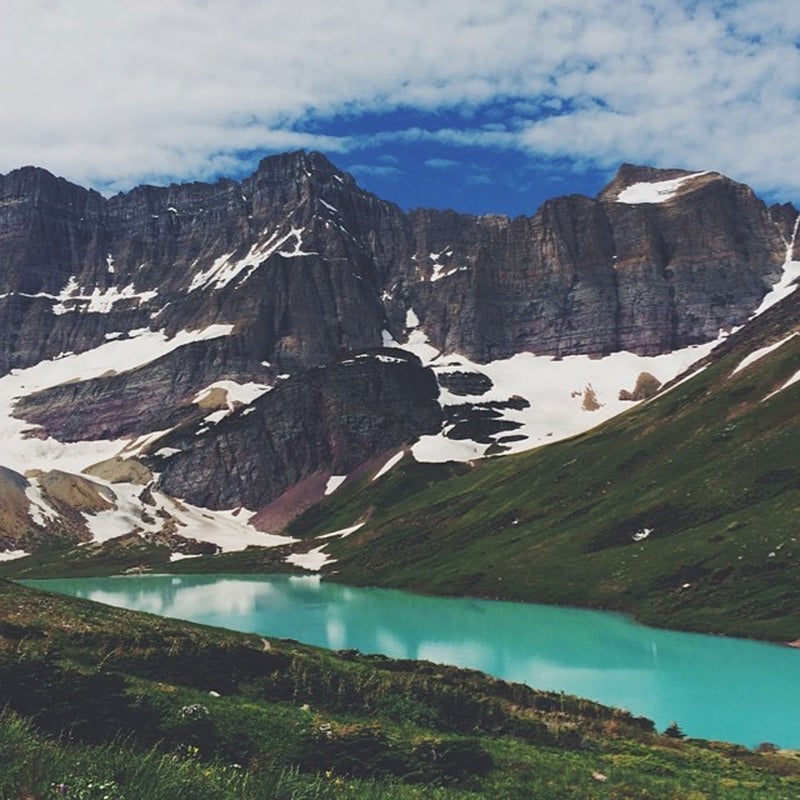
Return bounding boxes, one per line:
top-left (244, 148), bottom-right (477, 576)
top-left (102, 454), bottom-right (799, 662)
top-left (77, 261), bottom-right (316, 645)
top-left (1, 580), bottom-right (799, 799)
top-left (285, 292), bottom-right (800, 641)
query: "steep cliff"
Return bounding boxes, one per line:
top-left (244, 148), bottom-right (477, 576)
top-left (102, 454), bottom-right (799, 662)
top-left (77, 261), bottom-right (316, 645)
top-left (0, 151), bottom-right (796, 557)
top-left (148, 350), bottom-right (442, 509)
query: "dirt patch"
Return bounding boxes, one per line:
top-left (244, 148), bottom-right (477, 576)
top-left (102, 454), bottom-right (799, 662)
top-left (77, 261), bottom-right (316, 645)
top-left (29, 469), bottom-right (115, 513)
top-left (84, 456), bottom-right (153, 486)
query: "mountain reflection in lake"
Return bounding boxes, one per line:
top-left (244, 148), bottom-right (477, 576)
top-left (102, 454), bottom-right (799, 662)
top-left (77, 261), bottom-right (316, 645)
top-left (25, 573), bottom-right (800, 749)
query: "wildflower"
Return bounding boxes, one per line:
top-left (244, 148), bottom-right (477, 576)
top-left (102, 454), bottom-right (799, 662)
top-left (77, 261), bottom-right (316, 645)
top-left (179, 703), bottom-right (210, 720)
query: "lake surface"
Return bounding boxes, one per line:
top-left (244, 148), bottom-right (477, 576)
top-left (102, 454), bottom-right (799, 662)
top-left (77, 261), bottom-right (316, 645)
top-left (26, 573), bottom-right (800, 748)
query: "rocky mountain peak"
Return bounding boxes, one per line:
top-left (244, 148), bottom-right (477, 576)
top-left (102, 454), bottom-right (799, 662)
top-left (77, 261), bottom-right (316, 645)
top-left (0, 152), bottom-right (796, 559)
top-left (598, 163), bottom-right (701, 202)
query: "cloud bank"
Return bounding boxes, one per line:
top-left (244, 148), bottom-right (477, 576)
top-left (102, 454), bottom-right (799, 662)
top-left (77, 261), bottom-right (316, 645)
top-left (1, 0), bottom-right (798, 205)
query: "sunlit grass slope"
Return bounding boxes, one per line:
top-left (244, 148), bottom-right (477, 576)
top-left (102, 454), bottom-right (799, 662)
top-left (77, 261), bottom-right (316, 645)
top-left (289, 292), bottom-right (800, 640)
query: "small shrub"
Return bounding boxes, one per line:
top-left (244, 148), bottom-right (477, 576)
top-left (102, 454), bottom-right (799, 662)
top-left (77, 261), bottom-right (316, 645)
top-left (663, 721), bottom-right (686, 739)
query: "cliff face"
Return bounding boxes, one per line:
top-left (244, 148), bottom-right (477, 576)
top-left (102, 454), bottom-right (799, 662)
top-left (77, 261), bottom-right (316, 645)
top-left (0, 153), bottom-right (791, 377)
top-left (0, 151), bottom-right (796, 553)
top-left (148, 350), bottom-right (442, 509)
top-left (394, 167), bottom-right (786, 359)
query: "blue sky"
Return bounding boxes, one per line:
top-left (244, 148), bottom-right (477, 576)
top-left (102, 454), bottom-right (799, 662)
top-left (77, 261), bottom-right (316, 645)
top-left (1, 1), bottom-right (798, 217)
top-left (295, 104), bottom-right (613, 216)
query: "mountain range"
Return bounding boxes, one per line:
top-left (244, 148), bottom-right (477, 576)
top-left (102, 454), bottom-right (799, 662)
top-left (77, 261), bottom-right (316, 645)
top-left (0, 151), bottom-right (798, 637)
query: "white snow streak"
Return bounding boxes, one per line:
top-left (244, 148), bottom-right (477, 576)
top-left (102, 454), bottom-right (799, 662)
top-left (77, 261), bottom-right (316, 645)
top-left (752, 215), bottom-right (800, 317)
top-left (372, 451), bottom-right (404, 481)
top-left (0, 550), bottom-right (28, 561)
top-left (731, 333), bottom-right (797, 376)
top-left (762, 367), bottom-right (800, 403)
top-left (188, 226), bottom-right (313, 292)
top-left (315, 523), bottom-right (365, 540)
top-left (324, 475), bottom-right (347, 496)
top-left (616, 172), bottom-right (710, 204)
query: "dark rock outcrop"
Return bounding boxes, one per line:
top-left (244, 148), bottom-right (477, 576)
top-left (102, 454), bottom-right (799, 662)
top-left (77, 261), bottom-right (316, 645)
top-left (147, 350), bottom-right (442, 509)
top-left (619, 372), bottom-right (662, 401)
top-left (13, 337), bottom-right (272, 442)
top-left (769, 202), bottom-right (800, 261)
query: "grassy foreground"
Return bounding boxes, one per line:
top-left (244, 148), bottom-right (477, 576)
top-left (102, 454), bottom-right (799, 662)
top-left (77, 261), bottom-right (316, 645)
top-left (1, 580), bottom-right (799, 799)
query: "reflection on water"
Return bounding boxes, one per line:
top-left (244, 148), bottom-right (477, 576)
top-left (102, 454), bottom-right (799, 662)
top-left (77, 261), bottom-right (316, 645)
top-left (25, 573), bottom-right (800, 748)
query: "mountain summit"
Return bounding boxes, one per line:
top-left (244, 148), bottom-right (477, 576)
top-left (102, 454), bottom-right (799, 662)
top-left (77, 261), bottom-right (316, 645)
top-left (0, 153), bottom-right (796, 580)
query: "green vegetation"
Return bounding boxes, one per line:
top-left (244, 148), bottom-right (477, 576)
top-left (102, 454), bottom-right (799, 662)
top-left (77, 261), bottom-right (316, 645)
top-left (1, 580), bottom-right (799, 799)
top-left (281, 305), bottom-right (800, 641)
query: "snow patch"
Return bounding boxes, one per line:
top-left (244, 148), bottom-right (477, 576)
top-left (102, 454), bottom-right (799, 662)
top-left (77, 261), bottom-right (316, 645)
top-left (82, 507), bottom-right (139, 544)
top-left (24, 479), bottom-right (61, 526)
top-left (325, 475), bottom-right (347, 496)
top-left (731, 333), bottom-right (797, 376)
top-left (340, 353), bottom-right (407, 366)
top-left (429, 249), bottom-right (469, 282)
top-left (154, 447), bottom-right (182, 458)
top-left (403, 339), bottom-right (720, 463)
top-left (383, 327), bottom-right (440, 364)
top-left (373, 451), bottom-right (404, 481)
top-left (286, 545), bottom-right (335, 571)
top-left (0, 550), bottom-right (28, 561)
top-left (616, 172), bottom-right (709, 204)
top-left (0, 324), bottom-right (233, 475)
top-left (192, 379), bottom-right (270, 409)
top-left (276, 227), bottom-right (318, 258)
top-left (431, 265), bottom-right (469, 282)
top-left (316, 523), bottom-right (365, 540)
top-left (161, 497), bottom-right (297, 552)
top-left (122, 429), bottom-right (175, 458)
top-left (53, 282), bottom-right (158, 315)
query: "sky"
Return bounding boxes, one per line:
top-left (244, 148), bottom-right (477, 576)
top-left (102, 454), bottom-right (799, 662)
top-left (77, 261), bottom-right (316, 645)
top-left (1, 0), bottom-right (798, 217)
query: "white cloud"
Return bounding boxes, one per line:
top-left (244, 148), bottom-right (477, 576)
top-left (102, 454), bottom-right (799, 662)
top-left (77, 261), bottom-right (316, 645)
top-left (348, 163), bottom-right (403, 179)
top-left (425, 158), bottom-right (459, 169)
top-left (0, 1), bottom-right (798, 202)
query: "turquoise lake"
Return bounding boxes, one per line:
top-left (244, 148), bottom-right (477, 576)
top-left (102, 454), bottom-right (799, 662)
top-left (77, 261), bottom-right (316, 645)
top-left (26, 573), bottom-right (800, 749)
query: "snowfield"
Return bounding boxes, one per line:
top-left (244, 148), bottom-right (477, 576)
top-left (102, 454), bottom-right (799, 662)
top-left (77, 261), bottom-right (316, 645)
top-left (615, 172), bottom-right (710, 204)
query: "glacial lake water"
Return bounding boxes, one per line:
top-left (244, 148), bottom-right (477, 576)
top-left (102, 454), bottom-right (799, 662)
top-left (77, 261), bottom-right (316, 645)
top-left (25, 573), bottom-right (800, 749)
